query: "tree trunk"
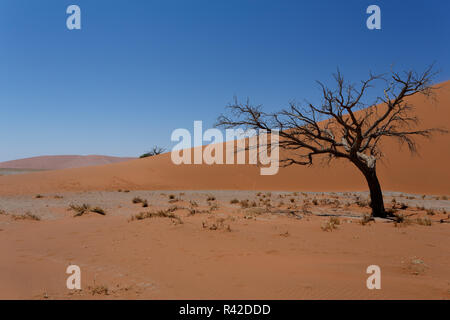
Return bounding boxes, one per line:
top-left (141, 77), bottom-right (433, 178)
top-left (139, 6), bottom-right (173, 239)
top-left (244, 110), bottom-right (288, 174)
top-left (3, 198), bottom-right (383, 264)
top-left (352, 161), bottom-right (387, 218)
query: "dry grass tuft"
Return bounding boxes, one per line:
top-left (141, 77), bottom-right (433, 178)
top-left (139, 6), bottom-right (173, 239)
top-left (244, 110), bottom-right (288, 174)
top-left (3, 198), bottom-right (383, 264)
top-left (202, 218), bottom-right (231, 232)
top-left (1, 209), bottom-right (40, 221)
top-left (393, 213), bottom-right (412, 227)
top-left (404, 258), bottom-right (428, 275)
top-left (131, 209), bottom-right (183, 224)
top-left (359, 214), bottom-right (374, 226)
top-left (132, 196), bottom-right (144, 204)
top-left (321, 216), bottom-right (340, 231)
top-left (189, 200), bottom-right (198, 207)
top-left (415, 217), bottom-right (432, 226)
top-left (13, 212), bottom-right (41, 221)
top-left (69, 204), bottom-right (106, 217)
top-left (88, 285), bottom-right (109, 296)
top-left (90, 207), bottom-right (106, 215)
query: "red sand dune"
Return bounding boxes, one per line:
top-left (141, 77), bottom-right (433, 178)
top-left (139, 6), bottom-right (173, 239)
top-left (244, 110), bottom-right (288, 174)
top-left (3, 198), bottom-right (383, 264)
top-left (0, 81), bottom-right (448, 196)
top-left (0, 155), bottom-right (135, 171)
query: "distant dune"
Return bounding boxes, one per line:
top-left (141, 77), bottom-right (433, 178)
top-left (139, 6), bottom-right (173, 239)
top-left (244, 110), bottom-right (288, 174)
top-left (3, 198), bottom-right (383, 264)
top-left (0, 155), bottom-right (136, 171)
top-left (0, 81), bottom-right (448, 196)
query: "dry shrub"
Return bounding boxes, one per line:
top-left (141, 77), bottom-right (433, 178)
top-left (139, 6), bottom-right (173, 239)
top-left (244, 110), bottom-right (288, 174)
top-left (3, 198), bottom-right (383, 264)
top-left (88, 285), bottom-right (109, 296)
top-left (13, 212), bottom-right (41, 221)
top-left (356, 199), bottom-right (369, 208)
top-left (301, 204), bottom-right (312, 215)
top-left (169, 194), bottom-right (181, 203)
top-left (393, 213), bottom-right (412, 227)
top-left (404, 258), bottom-right (428, 275)
top-left (91, 207), bottom-right (106, 215)
top-left (189, 200), bottom-right (199, 207)
top-left (415, 217), bottom-right (432, 226)
top-left (69, 204), bottom-right (106, 217)
top-left (132, 196), bottom-right (144, 204)
top-left (202, 218), bottom-right (231, 232)
top-left (321, 216), bottom-right (340, 231)
top-left (393, 202), bottom-right (408, 210)
top-left (230, 198), bottom-right (239, 204)
top-left (244, 207), bottom-right (266, 215)
top-left (69, 204), bottom-right (91, 216)
top-left (208, 203), bottom-right (219, 212)
top-left (240, 199), bottom-right (250, 208)
top-left (279, 231), bottom-right (290, 237)
top-left (131, 209), bottom-right (183, 224)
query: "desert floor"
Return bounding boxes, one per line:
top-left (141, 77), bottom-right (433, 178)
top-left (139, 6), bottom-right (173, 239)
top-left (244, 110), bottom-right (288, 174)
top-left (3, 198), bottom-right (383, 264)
top-left (0, 190), bottom-right (449, 300)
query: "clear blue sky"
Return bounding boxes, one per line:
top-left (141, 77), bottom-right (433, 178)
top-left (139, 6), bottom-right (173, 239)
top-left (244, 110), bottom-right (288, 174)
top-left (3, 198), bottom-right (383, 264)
top-left (0, 0), bottom-right (448, 161)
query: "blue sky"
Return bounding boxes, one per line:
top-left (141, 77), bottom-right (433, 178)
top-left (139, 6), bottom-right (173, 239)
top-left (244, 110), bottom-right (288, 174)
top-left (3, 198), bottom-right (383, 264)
top-left (0, 0), bottom-right (448, 161)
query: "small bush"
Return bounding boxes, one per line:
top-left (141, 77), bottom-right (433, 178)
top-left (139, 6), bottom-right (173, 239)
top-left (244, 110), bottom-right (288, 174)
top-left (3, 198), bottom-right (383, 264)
top-left (230, 198), bottom-right (239, 204)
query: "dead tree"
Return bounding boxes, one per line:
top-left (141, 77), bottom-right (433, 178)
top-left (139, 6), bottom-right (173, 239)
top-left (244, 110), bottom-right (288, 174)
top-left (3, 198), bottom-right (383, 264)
top-left (140, 146), bottom-right (166, 158)
top-left (216, 66), bottom-right (446, 218)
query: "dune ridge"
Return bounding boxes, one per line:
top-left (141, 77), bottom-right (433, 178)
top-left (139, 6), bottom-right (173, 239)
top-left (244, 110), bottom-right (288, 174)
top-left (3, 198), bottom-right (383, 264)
top-left (0, 155), bottom-right (136, 171)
